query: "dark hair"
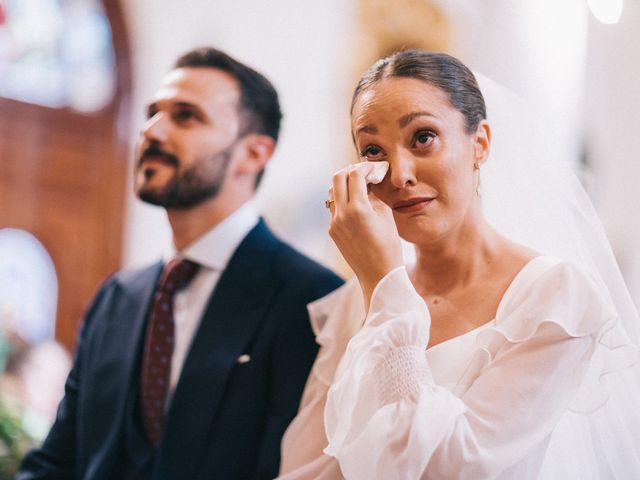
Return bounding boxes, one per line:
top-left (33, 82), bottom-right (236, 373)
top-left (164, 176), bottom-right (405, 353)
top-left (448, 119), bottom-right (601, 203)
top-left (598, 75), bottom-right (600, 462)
top-left (174, 47), bottom-right (282, 188)
top-left (352, 50), bottom-right (486, 133)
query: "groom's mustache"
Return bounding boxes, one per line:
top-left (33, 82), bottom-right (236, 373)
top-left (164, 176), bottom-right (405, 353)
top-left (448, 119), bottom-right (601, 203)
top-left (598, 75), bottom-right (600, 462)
top-left (138, 144), bottom-right (180, 168)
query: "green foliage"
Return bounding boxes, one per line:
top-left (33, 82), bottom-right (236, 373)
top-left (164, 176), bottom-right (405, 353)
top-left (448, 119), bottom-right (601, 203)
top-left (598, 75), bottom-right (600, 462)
top-left (0, 395), bottom-right (37, 480)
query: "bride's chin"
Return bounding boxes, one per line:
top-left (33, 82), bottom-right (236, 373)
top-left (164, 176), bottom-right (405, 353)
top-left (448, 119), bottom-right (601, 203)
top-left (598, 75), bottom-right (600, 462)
top-left (400, 234), bottom-right (437, 253)
top-left (397, 220), bottom-right (443, 244)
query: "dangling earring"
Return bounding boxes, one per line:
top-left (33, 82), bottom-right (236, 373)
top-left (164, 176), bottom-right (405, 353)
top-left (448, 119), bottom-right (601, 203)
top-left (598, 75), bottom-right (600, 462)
top-left (473, 162), bottom-right (481, 196)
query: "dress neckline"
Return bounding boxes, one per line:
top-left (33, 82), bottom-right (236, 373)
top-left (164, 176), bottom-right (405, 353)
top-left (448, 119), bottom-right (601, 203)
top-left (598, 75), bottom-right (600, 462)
top-left (426, 255), bottom-right (558, 353)
top-left (426, 316), bottom-right (494, 353)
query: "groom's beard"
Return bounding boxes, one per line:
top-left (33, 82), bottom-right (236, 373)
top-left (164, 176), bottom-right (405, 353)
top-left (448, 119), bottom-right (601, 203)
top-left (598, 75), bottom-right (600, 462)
top-left (136, 144), bottom-right (235, 209)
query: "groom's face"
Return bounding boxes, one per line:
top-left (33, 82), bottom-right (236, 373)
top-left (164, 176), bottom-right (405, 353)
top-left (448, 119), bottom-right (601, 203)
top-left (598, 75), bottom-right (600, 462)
top-left (134, 67), bottom-right (243, 209)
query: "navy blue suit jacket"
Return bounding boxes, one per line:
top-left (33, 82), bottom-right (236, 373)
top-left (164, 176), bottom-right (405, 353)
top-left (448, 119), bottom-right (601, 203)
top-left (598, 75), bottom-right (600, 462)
top-left (17, 219), bottom-right (343, 480)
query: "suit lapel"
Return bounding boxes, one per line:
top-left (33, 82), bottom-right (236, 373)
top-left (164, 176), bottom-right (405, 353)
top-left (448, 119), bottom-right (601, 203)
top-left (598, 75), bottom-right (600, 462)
top-left (91, 262), bottom-right (162, 466)
top-left (157, 220), bottom-right (281, 477)
top-left (115, 262), bottom-right (164, 398)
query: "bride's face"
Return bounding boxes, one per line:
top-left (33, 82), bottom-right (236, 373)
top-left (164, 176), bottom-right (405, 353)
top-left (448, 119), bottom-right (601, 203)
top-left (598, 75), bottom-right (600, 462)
top-left (351, 77), bottom-right (489, 245)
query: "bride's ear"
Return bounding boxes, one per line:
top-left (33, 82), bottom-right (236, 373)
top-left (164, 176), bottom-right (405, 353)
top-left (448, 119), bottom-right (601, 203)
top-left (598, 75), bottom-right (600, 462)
top-left (473, 120), bottom-right (491, 166)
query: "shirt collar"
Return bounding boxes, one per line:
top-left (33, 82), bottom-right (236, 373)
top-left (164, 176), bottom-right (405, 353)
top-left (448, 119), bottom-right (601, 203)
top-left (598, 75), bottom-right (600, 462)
top-left (166, 202), bottom-right (259, 271)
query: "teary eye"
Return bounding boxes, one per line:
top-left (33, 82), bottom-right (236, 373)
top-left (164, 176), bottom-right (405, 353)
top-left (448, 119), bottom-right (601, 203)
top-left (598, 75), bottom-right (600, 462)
top-left (414, 130), bottom-right (436, 146)
top-left (361, 144), bottom-right (384, 160)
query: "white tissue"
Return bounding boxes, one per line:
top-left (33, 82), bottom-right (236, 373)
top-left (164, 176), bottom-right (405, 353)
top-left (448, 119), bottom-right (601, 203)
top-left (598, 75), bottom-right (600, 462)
top-left (363, 161), bottom-right (389, 184)
top-left (328, 162), bottom-right (389, 202)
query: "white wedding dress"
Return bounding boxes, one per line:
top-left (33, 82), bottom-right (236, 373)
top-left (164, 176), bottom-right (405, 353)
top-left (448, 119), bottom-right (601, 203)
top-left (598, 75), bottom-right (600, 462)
top-left (279, 74), bottom-right (640, 479)
top-left (279, 256), bottom-right (639, 479)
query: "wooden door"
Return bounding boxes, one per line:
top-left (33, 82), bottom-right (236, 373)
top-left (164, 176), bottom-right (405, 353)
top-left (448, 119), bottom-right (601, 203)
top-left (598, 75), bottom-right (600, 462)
top-left (0, 0), bottom-right (131, 350)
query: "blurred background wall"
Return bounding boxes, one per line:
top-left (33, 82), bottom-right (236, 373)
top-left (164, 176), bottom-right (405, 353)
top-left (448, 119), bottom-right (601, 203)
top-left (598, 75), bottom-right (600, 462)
top-left (1, 0), bottom-right (638, 354)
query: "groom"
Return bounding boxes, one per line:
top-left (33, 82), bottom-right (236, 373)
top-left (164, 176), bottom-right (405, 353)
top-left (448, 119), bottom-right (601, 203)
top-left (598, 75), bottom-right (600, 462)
top-left (17, 47), bottom-right (342, 480)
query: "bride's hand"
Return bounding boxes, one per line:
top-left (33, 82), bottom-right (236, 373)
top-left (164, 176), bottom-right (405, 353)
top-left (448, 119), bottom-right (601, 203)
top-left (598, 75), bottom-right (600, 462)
top-left (328, 162), bottom-right (403, 306)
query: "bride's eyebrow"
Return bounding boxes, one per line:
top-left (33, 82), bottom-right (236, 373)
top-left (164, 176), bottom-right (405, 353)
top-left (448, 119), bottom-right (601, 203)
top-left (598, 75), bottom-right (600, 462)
top-left (398, 111), bottom-right (436, 128)
top-left (354, 110), bottom-right (437, 136)
top-left (355, 124), bottom-right (377, 135)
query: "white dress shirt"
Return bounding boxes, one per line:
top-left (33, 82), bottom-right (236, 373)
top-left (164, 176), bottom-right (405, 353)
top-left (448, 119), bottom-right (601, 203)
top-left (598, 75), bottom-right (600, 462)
top-left (164, 202), bottom-right (259, 393)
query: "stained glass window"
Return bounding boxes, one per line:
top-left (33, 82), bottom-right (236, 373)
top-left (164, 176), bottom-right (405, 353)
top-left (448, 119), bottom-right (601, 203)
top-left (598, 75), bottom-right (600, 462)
top-left (0, 0), bottom-right (115, 112)
top-left (0, 229), bottom-right (58, 344)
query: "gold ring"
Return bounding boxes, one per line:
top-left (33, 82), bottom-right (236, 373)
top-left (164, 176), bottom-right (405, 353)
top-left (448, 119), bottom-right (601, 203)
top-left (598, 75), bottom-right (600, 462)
top-left (325, 199), bottom-right (334, 209)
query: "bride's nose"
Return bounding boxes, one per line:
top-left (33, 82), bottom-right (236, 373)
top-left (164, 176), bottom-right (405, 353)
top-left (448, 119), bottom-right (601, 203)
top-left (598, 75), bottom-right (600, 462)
top-left (388, 150), bottom-right (417, 189)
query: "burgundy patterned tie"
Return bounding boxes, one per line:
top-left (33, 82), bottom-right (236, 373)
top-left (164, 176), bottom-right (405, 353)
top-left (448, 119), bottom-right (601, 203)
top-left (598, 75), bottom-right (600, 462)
top-left (140, 258), bottom-right (200, 446)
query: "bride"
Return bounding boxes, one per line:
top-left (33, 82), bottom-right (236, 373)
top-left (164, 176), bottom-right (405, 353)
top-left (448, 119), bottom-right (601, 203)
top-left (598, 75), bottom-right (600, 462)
top-left (278, 50), bottom-right (640, 479)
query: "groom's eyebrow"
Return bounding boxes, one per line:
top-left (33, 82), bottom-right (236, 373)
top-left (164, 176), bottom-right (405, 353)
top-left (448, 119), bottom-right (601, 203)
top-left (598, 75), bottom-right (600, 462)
top-left (398, 111), bottom-right (436, 128)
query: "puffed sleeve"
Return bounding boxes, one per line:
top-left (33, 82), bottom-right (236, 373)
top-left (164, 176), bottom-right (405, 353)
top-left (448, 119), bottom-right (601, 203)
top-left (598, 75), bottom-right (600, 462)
top-left (279, 279), bottom-right (364, 479)
top-left (323, 260), bottom-right (630, 479)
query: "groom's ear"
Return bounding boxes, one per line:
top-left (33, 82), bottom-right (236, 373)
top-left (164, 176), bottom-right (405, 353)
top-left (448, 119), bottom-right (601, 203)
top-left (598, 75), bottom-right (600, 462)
top-left (233, 133), bottom-right (276, 177)
top-left (473, 120), bottom-right (491, 166)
